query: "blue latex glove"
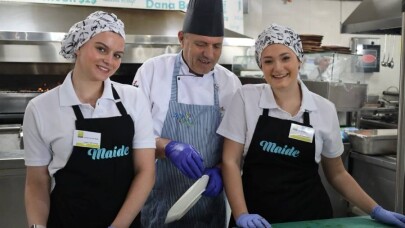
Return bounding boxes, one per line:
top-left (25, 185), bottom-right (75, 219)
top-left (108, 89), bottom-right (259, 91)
top-left (371, 205), bottom-right (405, 228)
top-left (202, 167), bottom-right (223, 197)
top-left (165, 141), bottom-right (205, 179)
top-left (236, 213), bottom-right (272, 228)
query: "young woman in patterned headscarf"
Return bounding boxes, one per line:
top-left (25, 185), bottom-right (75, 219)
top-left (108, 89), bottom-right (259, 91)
top-left (24, 11), bottom-right (155, 228)
top-left (217, 24), bottom-right (405, 228)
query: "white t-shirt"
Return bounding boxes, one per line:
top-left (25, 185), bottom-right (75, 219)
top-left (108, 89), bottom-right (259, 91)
top-left (217, 81), bottom-right (344, 163)
top-left (133, 53), bottom-right (242, 137)
top-left (23, 72), bottom-right (156, 184)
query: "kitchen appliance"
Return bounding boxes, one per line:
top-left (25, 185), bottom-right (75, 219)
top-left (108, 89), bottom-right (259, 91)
top-left (359, 106), bottom-right (399, 129)
top-left (302, 80), bottom-right (367, 112)
top-left (350, 38), bottom-right (380, 73)
top-left (0, 2), bottom-right (255, 124)
top-left (382, 90), bottom-right (400, 106)
top-left (341, 0), bottom-right (401, 35)
top-left (0, 92), bottom-right (39, 124)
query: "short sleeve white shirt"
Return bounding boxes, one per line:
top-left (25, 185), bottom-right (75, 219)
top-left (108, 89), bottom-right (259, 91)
top-left (217, 80), bottom-right (343, 163)
top-left (23, 72), bottom-right (156, 185)
top-left (133, 53), bottom-right (242, 137)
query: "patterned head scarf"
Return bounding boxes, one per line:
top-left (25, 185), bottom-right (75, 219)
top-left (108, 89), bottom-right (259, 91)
top-left (60, 11), bottom-right (125, 59)
top-left (255, 23), bottom-right (303, 68)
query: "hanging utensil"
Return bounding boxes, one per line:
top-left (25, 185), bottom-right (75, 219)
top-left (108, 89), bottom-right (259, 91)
top-left (381, 34), bottom-right (387, 67)
top-left (384, 35), bottom-right (392, 67)
top-left (387, 37), bottom-right (395, 69)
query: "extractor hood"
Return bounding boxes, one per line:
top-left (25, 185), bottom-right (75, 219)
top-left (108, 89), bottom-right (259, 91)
top-left (341, 0), bottom-right (402, 35)
top-left (0, 2), bottom-right (254, 66)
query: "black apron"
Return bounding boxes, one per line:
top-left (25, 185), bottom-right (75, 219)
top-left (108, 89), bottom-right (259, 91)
top-left (230, 109), bottom-right (332, 226)
top-left (48, 86), bottom-right (140, 228)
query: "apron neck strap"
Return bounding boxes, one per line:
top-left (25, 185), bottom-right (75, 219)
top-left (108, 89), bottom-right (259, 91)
top-left (262, 109), bottom-right (311, 126)
top-left (72, 105), bottom-right (84, 120)
top-left (111, 84), bottom-right (127, 116)
top-left (303, 110), bottom-right (310, 125)
top-left (262, 108), bottom-right (269, 116)
top-left (169, 53), bottom-right (183, 101)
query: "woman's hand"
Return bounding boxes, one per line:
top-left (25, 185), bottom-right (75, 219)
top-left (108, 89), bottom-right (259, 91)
top-left (236, 213), bottom-right (272, 228)
top-left (371, 205), bottom-right (405, 228)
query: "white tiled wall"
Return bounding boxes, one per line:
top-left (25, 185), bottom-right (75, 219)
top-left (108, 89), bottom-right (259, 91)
top-left (243, 0), bottom-right (401, 96)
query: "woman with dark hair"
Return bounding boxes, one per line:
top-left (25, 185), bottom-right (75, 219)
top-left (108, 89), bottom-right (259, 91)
top-left (24, 11), bottom-right (155, 228)
top-left (218, 23), bottom-right (405, 228)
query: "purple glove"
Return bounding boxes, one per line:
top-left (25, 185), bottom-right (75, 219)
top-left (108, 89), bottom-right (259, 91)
top-left (371, 205), bottom-right (405, 228)
top-left (236, 213), bottom-right (272, 228)
top-left (165, 141), bottom-right (204, 179)
top-left (202, 167), bottom-right (223, 197)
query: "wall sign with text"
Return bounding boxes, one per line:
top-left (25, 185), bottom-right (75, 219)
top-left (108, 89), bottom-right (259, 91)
top-left (0, 0), bottom-right (244, 34)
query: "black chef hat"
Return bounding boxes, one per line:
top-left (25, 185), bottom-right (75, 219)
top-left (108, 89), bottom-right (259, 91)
top-left (182, 0), bottom-right (224, 37)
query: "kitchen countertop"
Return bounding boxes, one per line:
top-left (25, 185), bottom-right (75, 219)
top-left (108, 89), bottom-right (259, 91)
top-left (273, 216), bottom-right (392, 227)
top-left (0, 150), bottom-right (25, 169)
top-left (0, 150), bottom-right (24, 159)
top-left (350, 151), bottom-right (396, 171)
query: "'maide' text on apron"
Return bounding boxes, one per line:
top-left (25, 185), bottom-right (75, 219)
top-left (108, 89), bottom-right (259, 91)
top-left (87, 145), bottom-right (130, 160)
top-left (259, 140), bottom-right (300, 158)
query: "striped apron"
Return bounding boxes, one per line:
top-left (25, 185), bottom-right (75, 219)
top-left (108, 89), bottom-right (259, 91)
top-left (141, 53), bottom-right (226, 228)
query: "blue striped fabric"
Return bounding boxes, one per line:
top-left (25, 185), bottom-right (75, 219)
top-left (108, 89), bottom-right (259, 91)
top-left (142, 53), bottom-right (226, 228)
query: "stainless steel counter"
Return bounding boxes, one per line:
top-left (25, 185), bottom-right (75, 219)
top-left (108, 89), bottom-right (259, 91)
top-left (0, 150), bottom-right (27, 228)
top-left (0, 150), bottom-right (24, 158)
top-left (0, 150), bottom-right (24, 169)
top-left (349, 151), bottom-right (396, 211)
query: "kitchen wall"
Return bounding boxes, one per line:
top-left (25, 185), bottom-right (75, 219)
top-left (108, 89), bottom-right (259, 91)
top-left (243, 0), bottom-right (401, 96)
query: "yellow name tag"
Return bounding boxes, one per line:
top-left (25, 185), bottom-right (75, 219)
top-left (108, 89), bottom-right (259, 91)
top-left (288, 123), bottom-right (315, 143)
top-left (73, 130), bottom-right (101, 149)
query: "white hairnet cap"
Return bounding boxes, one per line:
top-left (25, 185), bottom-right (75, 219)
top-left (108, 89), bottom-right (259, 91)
top-left (60, 11), bottom-right (125, 59)
top-left (255, 23), bottom-right (303, 67)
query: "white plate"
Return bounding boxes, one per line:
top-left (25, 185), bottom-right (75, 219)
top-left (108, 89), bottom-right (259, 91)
top-left (164, 175), bottom-right (210, 224)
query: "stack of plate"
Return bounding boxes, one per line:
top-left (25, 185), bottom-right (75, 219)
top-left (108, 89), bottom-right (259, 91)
top-left (321, 45), bottom-right (351, 54)
top-left (299, 34), bottom-right (324, 53)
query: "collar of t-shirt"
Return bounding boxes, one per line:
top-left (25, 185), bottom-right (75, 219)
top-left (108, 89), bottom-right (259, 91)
top-left (258, 80), bottom-right (317, 114)
top-left (59, 71), bottom-right (115, 107)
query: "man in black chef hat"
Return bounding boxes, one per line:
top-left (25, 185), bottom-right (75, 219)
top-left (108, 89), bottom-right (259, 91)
top-left (133, 0), bottom-right (241, 227)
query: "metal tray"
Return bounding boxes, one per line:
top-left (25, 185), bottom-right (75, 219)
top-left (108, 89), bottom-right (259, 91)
top-left (348, 129), bottom-right (397, 155)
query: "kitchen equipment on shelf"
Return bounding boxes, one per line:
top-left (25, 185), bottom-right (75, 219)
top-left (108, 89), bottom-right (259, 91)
top-left (0, 124), bottom-right (24, 151)
top-left (382, 87), bottom-right (399, 105)
top-left (348, 129), bottom-right (397, 155)
top-left (0, 91), bottom-right (40, 124)
top-left (165, 175), bottom-right (209, 224)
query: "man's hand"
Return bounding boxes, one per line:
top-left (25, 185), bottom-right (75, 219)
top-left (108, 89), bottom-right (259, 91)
top-left (165, 141), bottom-right (205, 179)
top-left (202, 167), bottom-right (223, 197)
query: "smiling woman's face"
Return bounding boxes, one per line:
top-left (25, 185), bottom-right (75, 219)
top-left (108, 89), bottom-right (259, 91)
top-left (74, 32), bottom-right (125, 81)
top-left (260, 44), bottom-right (300, 91)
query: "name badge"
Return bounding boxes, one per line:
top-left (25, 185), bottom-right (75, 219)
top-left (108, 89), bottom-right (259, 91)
top-left (289, 123), bottom-right (315, 143)
top-left (73, 130), bottom-right (101, 149)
